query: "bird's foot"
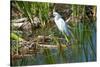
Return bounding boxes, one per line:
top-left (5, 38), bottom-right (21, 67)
top-left (66, 42), bottom-right (71, 48)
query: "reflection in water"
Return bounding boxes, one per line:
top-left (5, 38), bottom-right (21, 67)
top-left (11, 22), bottom-right (96, 66)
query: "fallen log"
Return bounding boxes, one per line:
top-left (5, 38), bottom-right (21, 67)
top-left (39, 44), bottom-right (67, 48)
top-left (11, 18), bottom-right (28, 23)
top-left (12, 22), bottom-right (23, 28)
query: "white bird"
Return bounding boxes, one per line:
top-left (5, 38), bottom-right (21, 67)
top-left (53, 12), bottom-right (71, 36)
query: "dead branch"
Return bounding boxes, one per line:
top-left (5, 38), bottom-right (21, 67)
top-left (11, 18), bottom-right (28, 23)
top-left (39, 44), bottom-right (66, 48)
top-left (12, 23), bottom-right (23, 28)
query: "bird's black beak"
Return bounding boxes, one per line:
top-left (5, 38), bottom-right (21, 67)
top-left (48, 11), bottom-right (54, 22)
top-left (50, 14), bottom-right (54, 18)
top-left (48, 12), bottom-right (54, 18)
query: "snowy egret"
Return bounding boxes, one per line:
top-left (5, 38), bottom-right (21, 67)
top-left (53, 11), bottom-right (74, 43)
top-left (53, 11), bottom-right (73, 42)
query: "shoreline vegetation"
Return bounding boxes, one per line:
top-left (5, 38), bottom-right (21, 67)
top-left (10, 1), bottom-right (96, 66)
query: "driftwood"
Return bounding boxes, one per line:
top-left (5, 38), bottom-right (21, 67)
top-left (11, 16), bottom-right (41, 30)
top-left (11, 54), bottom-right (33, 60)
top-left (11, 18), bottom-right (28, 29)
top-left (12, 23), bottom-right (24, 28)
top-left (39, 44), bottom-right (66, 48)
top-left (11, 18), bottom-right (28, 23)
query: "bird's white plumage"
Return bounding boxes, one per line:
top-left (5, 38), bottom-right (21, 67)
top-left (53, 12), bottom-right (70, 36)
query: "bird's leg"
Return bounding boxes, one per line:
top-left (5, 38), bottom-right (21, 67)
top-left (62, 32), bottom-right (73, 48)
top-left (62, 32), bottom-right (69, 42)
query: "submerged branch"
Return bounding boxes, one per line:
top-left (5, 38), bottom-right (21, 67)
top-left (39, 44), bottom-right (66, 48)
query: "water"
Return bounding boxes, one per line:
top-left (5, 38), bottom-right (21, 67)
top-left (11, 22), bottom-right (96, 66)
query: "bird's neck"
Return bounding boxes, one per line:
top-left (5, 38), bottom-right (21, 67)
top-left (54, 16), bottom-right (60, 21)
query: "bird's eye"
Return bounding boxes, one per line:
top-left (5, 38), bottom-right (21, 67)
top-left (53, 14), bottom-right (56, 16)
top-left (53, 14), bottom-right (55, 16)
